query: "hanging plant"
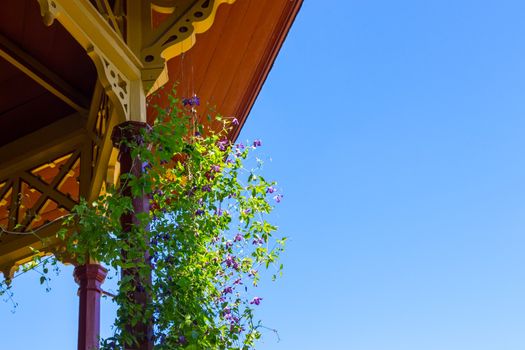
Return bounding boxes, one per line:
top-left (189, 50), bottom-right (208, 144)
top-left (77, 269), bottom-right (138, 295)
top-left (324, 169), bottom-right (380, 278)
top-left (1, 89), bottom-right (286, 350)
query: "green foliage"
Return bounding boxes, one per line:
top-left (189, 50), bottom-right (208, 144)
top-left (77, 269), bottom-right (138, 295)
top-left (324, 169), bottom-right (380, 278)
top-left (5, 90), bottom-right (285, 349)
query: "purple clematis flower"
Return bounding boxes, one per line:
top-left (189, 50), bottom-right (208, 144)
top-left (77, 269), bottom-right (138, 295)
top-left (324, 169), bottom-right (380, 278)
top-left (232, 117), bottom-right (239, 125)
top-left (182, 95), bottom-right (200, 107)
top-left (211, 165), bottom-right (221, 172)
top-left (266, 186), bottom-right (277, 194)
top-left (273, 194), bottom-right (283, 203)
top-left (252, 236), bottom-right (264, 245)
top-left (178, 335), bottom-right (187, 345)
top-left (253, 139), bottom-right (262, 147)
top-left (250, 297), bottom-right (263, 305)
top-left (217, 140), bottom-right (229, 151)
top-left (234, 233), bottom-right (243, 242)
top-left (224, 255), bottom-right (236, 268)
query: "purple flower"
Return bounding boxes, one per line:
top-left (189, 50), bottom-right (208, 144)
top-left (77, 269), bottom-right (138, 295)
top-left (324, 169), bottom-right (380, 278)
top-left (224, 255), bottom-right (236, 268)
top-left (250, 297), bottom-right (263, 305)
top-left (194, 131), bottom-right (201, 137)
top-left (242, 208), bottom-right (251, 215)
top-left (232, 117), bottom-right (239, 125)
top-left (182, 95), bottom-right (200, 107)
top-left (215, 209), bottom-right (228, 217)
top-left (234, 233), bottom-right (243, 242)
top-left (224, 312), bottom-right (232, 320)
top-left (224, 255), bottom-right (240, 270)
top-left (211, 165), bottom-right (221, 172)
top-left (195, 209), bottom-right (205, 216)
top-left (266, 186), bottom-right (277, 194)
top-left (273, 194), bottom-right (283, 203)
top-left (217, 140), bottom-right (229, 151)
top-left (222, 286), bottom-right (233, 295)
top-left (236, 143), bottom-right (245, 150)
top-left (252, 236), bottom-right (264, 245)
top-left (225, 240), bottom-right (233, 248)
top-left (178, 335), bottom-right (187, 345)
top-left (187, 186), bottom-right (197, 197)
top-left (233, 278), bottom-right (243, 285)
top-left (202, 184), bottom-right (211, 192)
top-left (253, 139), bottom-right (262, 147)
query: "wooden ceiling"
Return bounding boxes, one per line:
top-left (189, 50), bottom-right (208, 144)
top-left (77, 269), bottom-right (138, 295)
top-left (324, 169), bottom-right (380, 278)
top-left (0, 0), bottom-right (97, 147)
top-left (0, 0), bottom-right (302, 275)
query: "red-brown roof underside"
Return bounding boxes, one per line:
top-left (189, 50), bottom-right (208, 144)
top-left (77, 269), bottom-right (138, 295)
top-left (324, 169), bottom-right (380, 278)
top-left (0, 0), bottom-right (97, 147)
top-left (0, 0), bottom-right (302, 272)
top-left (147, 0), bottom-right (303, 141)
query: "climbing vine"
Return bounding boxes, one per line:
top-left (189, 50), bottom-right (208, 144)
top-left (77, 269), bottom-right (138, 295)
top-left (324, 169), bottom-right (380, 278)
top-left (1, 90), bottom-right (285, 350)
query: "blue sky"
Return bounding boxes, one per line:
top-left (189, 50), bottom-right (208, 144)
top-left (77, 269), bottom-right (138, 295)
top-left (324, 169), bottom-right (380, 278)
top-left (3, 0), bottom-right (525, 349)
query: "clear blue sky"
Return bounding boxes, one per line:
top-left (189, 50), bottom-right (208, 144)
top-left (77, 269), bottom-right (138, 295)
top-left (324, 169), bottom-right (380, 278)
top-left (3, 1), bottom-right (525, 349)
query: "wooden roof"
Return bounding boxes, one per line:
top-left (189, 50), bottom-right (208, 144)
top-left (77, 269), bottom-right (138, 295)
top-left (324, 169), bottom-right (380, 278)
top-left (0, 0), bottom-right (302, 276)
top-left (147, 0), bottom-right (303, 140)
top-left (0, 0), bottom-right (97, 147)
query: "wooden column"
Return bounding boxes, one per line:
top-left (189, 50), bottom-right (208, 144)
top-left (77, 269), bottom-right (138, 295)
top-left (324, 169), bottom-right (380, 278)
top-left (111, 121), bottom-right (153, 350)
top-left (74, 264), bottom-right (108, 350)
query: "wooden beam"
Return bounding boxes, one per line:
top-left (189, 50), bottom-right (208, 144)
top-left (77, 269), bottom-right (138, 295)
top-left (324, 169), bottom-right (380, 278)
top-left (38, 0), bottom-right (144, 122)
top-left (0, 113), bottom-right (87, 181)
top-left (88, 110), bottom-right (119, 201)
top-left (19, 151), bottom-right (81, 230)
top-left (0, 34), bottom-right (89, 113)
top-left (41, 0), bottom-right (142, 80)
top-left (20, 173), bottom-right (77, 211)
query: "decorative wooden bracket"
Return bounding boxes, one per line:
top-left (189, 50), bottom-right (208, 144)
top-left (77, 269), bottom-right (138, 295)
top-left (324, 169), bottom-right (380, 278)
top-left (36, 0), bottom-right (236, 102)
top-left (141, 0), bottom-right (235, 66)
top-left (137, 0), bottom-right (235, 92)
top-left (36, 0), bottom-right (142, 122)
top-left (87, 46), bottom-right (130, 120)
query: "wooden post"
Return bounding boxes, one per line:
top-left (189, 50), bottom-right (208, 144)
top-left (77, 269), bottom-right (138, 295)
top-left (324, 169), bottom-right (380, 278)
top-left (74, 264), bottom-right (108, 350)
top-left (111, 121), bottom-right (153, 350)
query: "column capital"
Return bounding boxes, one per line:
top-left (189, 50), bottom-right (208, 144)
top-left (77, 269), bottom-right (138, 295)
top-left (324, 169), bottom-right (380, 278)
top-left (74, 264), bottom-right (108, 292)
top-left (111, 121), bottom-right (151, 149)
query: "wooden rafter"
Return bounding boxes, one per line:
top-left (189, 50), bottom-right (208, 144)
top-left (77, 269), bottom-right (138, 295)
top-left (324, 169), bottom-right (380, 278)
top-left (7, 178), bottom-right (19, 231)
top-left (19, 151), bottom-right (81, 230)
top-left (0, 34), bottom-right (90, 113)
top-left (0, 113), bottom-right (86, 180)
top-left (20, 172), bottom-right (77, 212)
